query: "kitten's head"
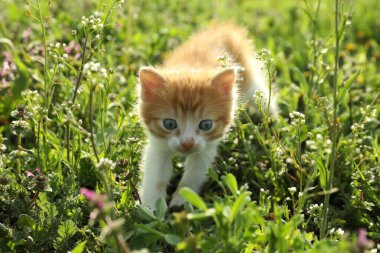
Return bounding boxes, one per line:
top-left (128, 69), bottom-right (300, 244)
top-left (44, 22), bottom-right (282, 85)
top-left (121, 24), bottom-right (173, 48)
top-left (138, 67), bottom-right (236, 154)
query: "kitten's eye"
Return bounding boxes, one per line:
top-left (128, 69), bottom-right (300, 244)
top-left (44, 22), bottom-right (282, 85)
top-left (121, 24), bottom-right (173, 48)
top-left (163, 118), bottom-right (177, 130)
top-left (199, 119), bottom-right (213, 131)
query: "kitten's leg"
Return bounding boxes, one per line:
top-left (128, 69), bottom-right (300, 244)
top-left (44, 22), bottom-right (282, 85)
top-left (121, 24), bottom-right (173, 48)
top-left (170, 145), bottom-right (218, 207)
top-left (141, 137), bottom-right (173, 209)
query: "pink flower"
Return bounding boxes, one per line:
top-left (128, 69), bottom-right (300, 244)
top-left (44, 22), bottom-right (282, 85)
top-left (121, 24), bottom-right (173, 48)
top-left (357, 228), bottom-right (373, 252)
top-left (23, 28), bottom-right (32, 41)
top-left (3, 51), bottom-right (12, 62)
top-left (80, 188), bottom-right (96, 200)
top-left (25, 170), bottom-right (35, 177)
top-left (0, 51), bottom-right (17, 88)
top-left (80, 188), bottom-right (106, 209)
top-left (64, 41), bottom-right (81, 61)
top-left (36, 168), bottom-right (41, 174)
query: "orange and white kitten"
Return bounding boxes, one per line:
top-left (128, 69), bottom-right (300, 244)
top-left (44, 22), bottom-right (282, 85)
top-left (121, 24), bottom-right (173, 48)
top-left (138, 23), bottom-right (277, 209)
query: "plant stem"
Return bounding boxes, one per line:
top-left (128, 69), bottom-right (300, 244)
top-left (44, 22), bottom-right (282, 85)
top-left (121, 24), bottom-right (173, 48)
top-left (124, 0), bottom-right (133, 67)
top-left (266, 64), bottom-right (272, 116)
top-left (36, 0), bottom-right (48, 107)
top-left (320, 0), bottom-right (340, 238)
top-left (89, 84), bottom-right (99, 162)
top-left (17, 133), bottom-right (21, 176)
top-left (265, 63), bottom-right (276, 172)
top-left (297, 126), bottom-right (303, 192)
top-left (71, 35), bottom-right (88, 104)
top-left (104, 216), bottom-right (131, 253)
top-left (103, 0), bottom-right (117, 27)
top-left (66, 121), bottom-right (70, 165)
top-left (69, 34), bottom-right (88, 170)
top-left (310, 0), bottom-right (321, 97)
top-left (36, 118), bottom-right (41, 167)
top-left (35, 0), bottom-right (49, 173)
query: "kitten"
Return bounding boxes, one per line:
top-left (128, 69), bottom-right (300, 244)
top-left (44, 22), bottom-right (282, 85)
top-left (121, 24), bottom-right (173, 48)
top-left (138, 23), bottom-right (277, 209)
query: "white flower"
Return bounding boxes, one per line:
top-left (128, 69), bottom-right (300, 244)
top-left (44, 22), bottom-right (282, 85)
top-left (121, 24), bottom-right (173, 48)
top-left (276, 146), bottom-right (284, 156)
top-left (288, 187), bottom-right (297, 193)
top-left (289, 111), bottom-right (305, 125)
top-left (100, 68), bottom-right (107, 78)
top-left (286, 157), bottom-right (293, 164)
top-left (0, 144), bottom-right (6, 152)
top-left (336, 228), bottom-right (344, 236)
top-left (11, 120), bottom-right (29, 129)
top-left (96, 158), bottom-right (116, 170)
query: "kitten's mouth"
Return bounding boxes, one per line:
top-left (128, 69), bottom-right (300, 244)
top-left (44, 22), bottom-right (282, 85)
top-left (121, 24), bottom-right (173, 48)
top-left (176, 147), bottom-right (200, 155)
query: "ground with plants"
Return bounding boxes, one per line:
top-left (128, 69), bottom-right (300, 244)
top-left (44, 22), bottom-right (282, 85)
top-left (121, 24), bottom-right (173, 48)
top-left (0, 0), bottom-right (379, 252)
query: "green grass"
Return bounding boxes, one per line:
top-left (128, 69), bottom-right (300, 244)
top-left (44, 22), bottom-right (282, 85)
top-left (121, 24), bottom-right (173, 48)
top-left (0, 0), bottom-right (379, 252)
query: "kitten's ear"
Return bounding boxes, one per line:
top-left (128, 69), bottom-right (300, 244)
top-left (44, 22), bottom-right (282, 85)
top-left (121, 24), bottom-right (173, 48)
top-left (211, 68), bottom-right (236, 95)
top-left (139, 67), bottom-right (166, 100)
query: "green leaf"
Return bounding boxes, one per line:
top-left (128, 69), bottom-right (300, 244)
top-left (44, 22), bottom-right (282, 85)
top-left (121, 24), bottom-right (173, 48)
top-left (70, 241), bottom-right (87, 253)
top-left (315, 157), bottom-right (327, 190)
top-left (300, 125), bottom-right (309, 143)
top-left (36, 192), bottom-right (48, 211)
top-left (291, 67), bottom-right (309, 101)
top-left (0, 37), bottom-right (15, 48)
top-left (12, 56), bottom-right (29, 98)
top-left (208, 168), bottom-right (219, 182)
top-left (222, 173), bottom-right (238, 194)
top-left (164, 233), bottom-right (182, 245)
top-left (284, 214), bottom-right (303, 232)
top-left (135, 223), bottom-right (164, 237)
top-left (137, 205), bottom-right (157, 221)
top-left (338, 69), bottom-right (361, 103)
top-left (355, 164), bottom-right (380, 208)
top-left (155, 198), bottom-right (167, 221)
top-left (17, 214), bottom-right (35, 229)
top-left (244, 242), bottom-right (255, 253)
top-left (187, 208), bottom-right (216, 220)
top-left (179, 187), bottom-right (207, 211)
top-left (57, 220), bottom-right (77, 239)
top-left (230, 192), bottom-right (251, 222)
top-left (0, 223), bottom-right (9, 237)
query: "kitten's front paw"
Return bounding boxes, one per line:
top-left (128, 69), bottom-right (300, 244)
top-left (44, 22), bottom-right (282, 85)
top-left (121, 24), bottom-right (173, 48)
top-left (169, 192), bottom-right (185, 207)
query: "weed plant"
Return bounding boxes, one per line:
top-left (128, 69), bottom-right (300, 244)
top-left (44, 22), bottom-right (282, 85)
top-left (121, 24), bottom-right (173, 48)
top-left (0, 0), bottom-right (379, 252)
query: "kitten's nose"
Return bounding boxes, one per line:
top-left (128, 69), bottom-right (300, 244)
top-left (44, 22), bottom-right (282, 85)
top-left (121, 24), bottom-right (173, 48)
top-left (180, 139), bottom-right (195, 150)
